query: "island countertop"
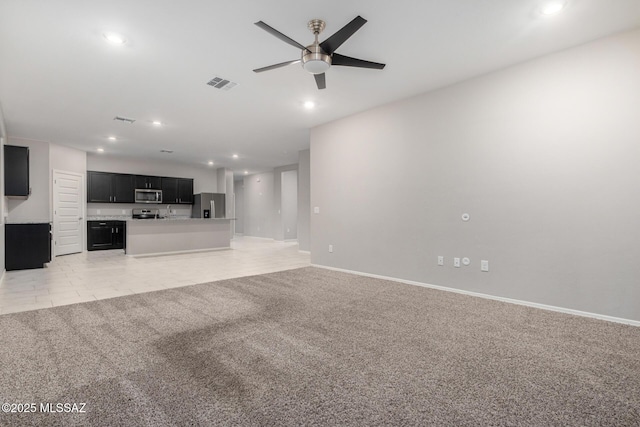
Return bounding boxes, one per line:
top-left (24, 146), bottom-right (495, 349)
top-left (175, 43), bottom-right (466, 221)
top-left (125, 217), bottom-right (233, 256)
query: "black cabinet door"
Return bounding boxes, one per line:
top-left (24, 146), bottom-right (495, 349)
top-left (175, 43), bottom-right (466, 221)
top-left (87, 221), bottom-right (115, 250)
top-left (4, 145), bottom-right (30, 197)
top-left (147, 176), bottom-right (162, 190)
top-left (113, 174), bottom-right (134, 203)
top-left (5, 223), bottom-right (51, 270)
top-left (177, 178), bottom-right (194, 204)
top-left (134, 175), bottom-right (147, 189)
top-left (161, 177), bottom-right (178, 203)
top-left (113, 222), bottom-right (126, 249)
top-left (87, 221), bottom-right (126, 251)
top-left (135, 175), bottom-right (162, 190)
top-left (87, 171), bottom-right (113, 202)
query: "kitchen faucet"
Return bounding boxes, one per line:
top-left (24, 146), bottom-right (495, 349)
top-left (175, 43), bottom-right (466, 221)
top-left (166, 205), bottom-right (172, 219)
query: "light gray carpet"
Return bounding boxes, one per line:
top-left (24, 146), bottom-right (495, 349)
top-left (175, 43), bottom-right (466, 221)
top-left (0, 267), bottom-right (639, 426)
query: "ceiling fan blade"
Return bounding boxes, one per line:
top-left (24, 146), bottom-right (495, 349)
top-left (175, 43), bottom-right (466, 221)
top-left (319, 16), bottom-right (367, 54)
top-left (331, 53), bottom-right (386, 70)
top-left (253, 59), bottom-right (301, 73)
top-left (254, 21), bottom-right (309, 52)
top-left (314, 73), bottom-right (326, 90)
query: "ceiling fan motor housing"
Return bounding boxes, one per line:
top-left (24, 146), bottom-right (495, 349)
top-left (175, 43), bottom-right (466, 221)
top-left (302, 44), bottom-right (331, 74)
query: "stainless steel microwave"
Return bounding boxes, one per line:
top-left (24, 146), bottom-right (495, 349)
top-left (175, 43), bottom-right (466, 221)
top-left (135, 188), bottom-right (162, 204)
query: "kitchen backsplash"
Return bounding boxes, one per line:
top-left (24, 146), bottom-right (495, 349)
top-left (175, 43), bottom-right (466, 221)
top-left (86, 204), bottom-right (192, 218)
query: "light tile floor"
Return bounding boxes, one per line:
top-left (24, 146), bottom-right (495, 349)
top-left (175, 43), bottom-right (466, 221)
top-left (0, 236), bottom-right (311, 315)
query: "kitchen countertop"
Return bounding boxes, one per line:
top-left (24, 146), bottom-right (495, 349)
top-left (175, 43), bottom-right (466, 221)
top-left (87, 216), bottom-right (235, 221)
top-left (5, 221), bottom-right (52, 225)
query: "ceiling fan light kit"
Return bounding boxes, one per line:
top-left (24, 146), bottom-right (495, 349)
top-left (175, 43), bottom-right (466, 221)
top-left (253, 15), bottom-right (386, 89)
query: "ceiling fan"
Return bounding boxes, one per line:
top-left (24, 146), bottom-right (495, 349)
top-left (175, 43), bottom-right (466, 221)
top-left (253, 16), bottom-right (386, 90)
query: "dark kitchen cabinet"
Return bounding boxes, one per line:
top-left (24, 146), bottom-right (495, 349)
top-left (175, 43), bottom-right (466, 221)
top-left (87, 221), bottom-right (126, 251)
top-left (5, 223), bottom-right (51, 270)
top-left (4, 145), bottom-right (30, 197)
top-left (177, 178), bottom-right (194, 204)
top-left (113, 174), bottom-right (135, 203)
top-left (161, 177), bottom-right (193, 204)
top-left (87, 172), bottom-right (134, 203)
top-left (161, 177), bottom-right (177, 203)
top-left (135, 175), bottom-right (162, 190)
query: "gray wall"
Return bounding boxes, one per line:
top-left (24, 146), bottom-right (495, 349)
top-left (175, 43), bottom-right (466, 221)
top-left (243, 171), bottom-right (274, 238)
top-left (310, 29), bottom-right (640, 322)
top-left (273, 164), bottom-right (298, 241)
top-left (234, 179), bottom-right (244, 234)
top-left (297, 149), bottom-right (310, 251)
top-left (281, 170), bottom-right (298, 240)
top-left (51, 144), bottom-right (86, 176)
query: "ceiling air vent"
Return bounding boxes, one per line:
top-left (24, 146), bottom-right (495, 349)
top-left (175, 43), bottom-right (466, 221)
top-left (113, 116), bottom-right (136, 124)
top-left (160, 149), bottom-right (174, 154)
top-left (207, 77), bottom-right (238, 91)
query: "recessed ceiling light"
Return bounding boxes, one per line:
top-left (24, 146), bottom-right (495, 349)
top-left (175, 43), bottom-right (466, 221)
top-left (108, 136), bottom-right (117, 141)
top-left (232, 154), bottom-right (239, 159)
top-left (244, 171), bottom-right (248, 175)
top-left (542, 2), bottom-right (566, 15)
top-left (304, 101), bottom-right (316, 110)
top-left (97, 148), bottom-right (105, 153)
top-left (152, 120), bottom-right (162, 126)
top-left (103, 32), bottom-right (126, 45)
top-left (208, 161), bottom-right (214, 165)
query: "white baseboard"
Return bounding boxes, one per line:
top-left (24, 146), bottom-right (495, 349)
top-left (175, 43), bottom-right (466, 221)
top-left (299, 250), bottom-right (310, 254)
top-left (129, 247), bottom-right (231, 258)
top-left (312, 264), bottom-right (640, 327)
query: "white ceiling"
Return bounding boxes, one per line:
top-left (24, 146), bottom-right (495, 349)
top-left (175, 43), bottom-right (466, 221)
top-left (1, 0), bottom-right (639, 176)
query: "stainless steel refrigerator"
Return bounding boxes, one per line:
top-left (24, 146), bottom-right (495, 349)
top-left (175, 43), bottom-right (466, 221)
top-left (192, 193), bottom-right (226, 218)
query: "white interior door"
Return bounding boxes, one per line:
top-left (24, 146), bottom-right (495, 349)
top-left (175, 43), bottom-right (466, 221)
top-left (53, 170), bottom-right (84, 256)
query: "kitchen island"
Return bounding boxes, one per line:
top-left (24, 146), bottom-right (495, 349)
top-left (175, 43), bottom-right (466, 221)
top-left (125, 218), bottom-right (233, 256)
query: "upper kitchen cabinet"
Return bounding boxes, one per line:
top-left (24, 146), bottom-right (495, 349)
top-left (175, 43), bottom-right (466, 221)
top-left (135, 175), bottom-right (162, 190)
top-left (4, 145), bottom-right (30, 198)
top-left (177, 178), bottom-right (194, 204)
top-left (161, 177), bottom-right (194, 204)
top-left (113, 174), bottom-right (135, 203)
top-left (87, 171), bottom-right (135, 203)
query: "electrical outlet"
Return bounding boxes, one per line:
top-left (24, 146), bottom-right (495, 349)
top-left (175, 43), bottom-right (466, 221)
top-left (481, 260), bottom-right (489, 272)
top-left (437, 256), bottom-right (444, 266)
top-left (314, 207), bottom-right (320, 214)
top-left (328, 244), bottom-right (333, 253)
top-left (454, 257), bottom-right (461, 268)
top-left (122, 209), bottom-right (126, 214)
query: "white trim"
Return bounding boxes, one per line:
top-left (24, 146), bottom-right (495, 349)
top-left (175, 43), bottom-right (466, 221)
top-left (240, 235), bottom-right (274, 241)
top-left (312, 264), bottom-right (640, 327)
top-left (128, 246), bottom-right (231, 258)
top-left (298, 250), bottom-right (310, 254)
